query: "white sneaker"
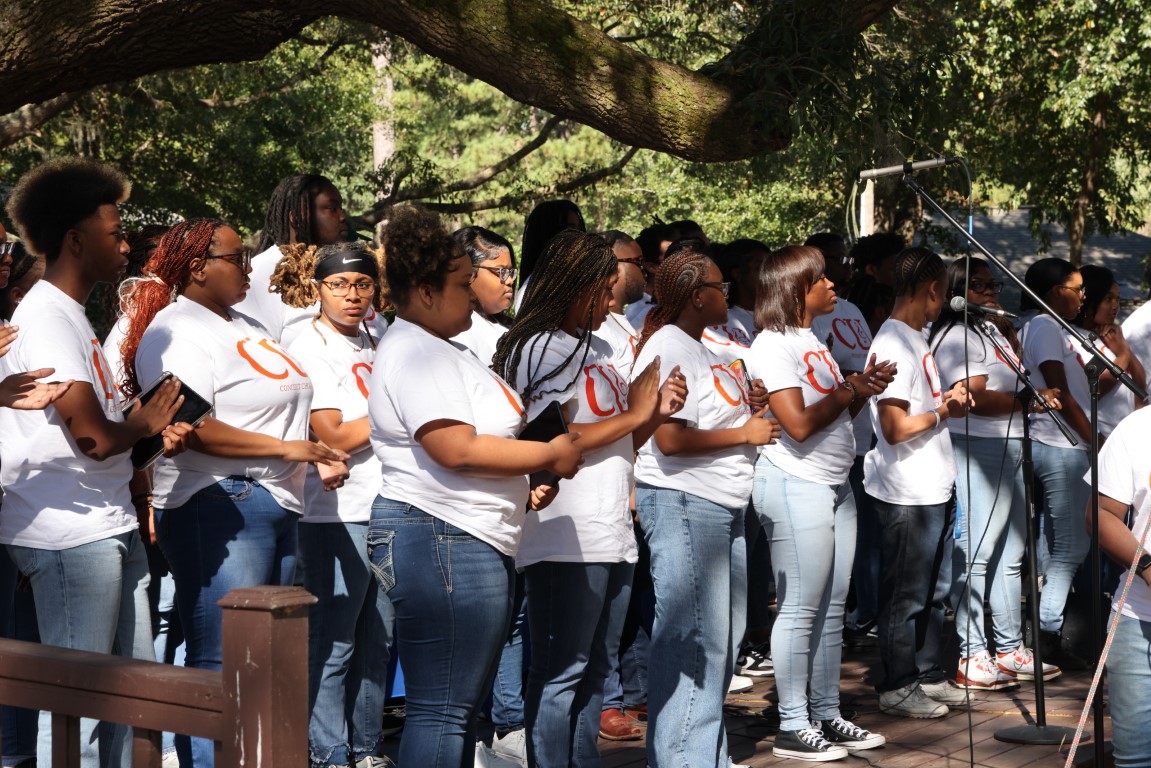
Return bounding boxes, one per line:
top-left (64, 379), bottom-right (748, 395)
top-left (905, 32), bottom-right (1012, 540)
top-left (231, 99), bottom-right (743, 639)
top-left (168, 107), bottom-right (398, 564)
top-left (728, 673), bottom-right (754, 694)
top-left (920, 679), bottom-right (969, 706)
top-left (878, 683), bottom-right (948, 718)
top-left (956, 650), bottom-right (1019, 690)
top-left (996, 645), bottom-right (1062, 682)
top-left (491, 728), bottom-right (528, 765)
top-left (475, 744), bottom-right (522, 768)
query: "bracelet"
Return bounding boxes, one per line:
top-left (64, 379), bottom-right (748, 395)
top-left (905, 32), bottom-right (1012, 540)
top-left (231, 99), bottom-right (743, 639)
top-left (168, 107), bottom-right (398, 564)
top-left (842, 380), bottom-right (859, 403)
top-left (931, 410), bottom-right (942, 429)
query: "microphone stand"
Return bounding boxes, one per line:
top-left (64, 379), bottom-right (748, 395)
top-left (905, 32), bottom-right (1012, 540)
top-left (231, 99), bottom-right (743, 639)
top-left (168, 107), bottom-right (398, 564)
top-left (904, 173), bottom-right (1147, 764)
top-left (970, 321), bottom-right (1078, 746)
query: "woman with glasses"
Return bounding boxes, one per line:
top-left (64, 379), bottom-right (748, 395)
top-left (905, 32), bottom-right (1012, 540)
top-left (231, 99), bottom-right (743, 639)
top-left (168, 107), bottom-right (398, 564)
top-left (929, 257), bottom-right (1061, 690)
top-left (453, 226), bottom-right (516, 365)
top-left (120, 219), bottom-right (349, 768)
top-left (270, 242), bottom-right (396, 768)
top-left (1074, 265), bottom-right (1145, 438)
top-left (632, 245), bottom-right (781, 768)
top-left (1019, 257), bottom-right (1094, 669)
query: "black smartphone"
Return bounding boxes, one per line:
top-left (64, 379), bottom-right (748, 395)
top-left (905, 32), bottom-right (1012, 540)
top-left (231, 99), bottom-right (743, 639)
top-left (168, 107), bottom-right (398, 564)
top-left (128, 372), bottom-right (213, 469)
top-left (518, 400), bottom-right (569, 487)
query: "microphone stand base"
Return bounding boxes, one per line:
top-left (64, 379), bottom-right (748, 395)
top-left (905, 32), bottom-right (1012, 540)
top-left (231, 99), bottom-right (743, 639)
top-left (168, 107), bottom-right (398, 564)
top-left (993, 723), bottom-right (1082, 746)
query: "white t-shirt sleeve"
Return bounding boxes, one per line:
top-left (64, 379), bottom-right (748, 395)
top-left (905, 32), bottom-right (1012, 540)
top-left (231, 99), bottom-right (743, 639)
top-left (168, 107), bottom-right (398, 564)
top-left (1024, 316), bottom-right (1068, 367)
top-left (1096, 416), bottom-right (1136, 506)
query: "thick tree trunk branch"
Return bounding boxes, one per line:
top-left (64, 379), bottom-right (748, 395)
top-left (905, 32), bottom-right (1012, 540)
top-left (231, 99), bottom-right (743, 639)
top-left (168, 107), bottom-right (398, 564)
top-left (0, 92), bottom-right (82, 147)
top-left (0, 0), bottom-right (898, 162)
top-left (197, 39), bottom-right (348, 109)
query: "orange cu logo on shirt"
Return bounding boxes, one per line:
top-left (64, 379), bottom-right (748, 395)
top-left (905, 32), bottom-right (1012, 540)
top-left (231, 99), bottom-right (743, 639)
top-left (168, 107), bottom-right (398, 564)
top-left (712, 363), bottom-right (750, 407)
top-left (352, 362), bottom-right (372, 399)
top-left (237, 338), bottom-right (309, 380)
top-left (584, 363), bottom-right (629, 417)
top-left (803, 349), bottom-right (843, 394)
top-left (831, 318), bottom-right (871, 351)
top-left (922, 352), bottom-right (943, 402)
top-left (90, 339), bottom-right (116, 401)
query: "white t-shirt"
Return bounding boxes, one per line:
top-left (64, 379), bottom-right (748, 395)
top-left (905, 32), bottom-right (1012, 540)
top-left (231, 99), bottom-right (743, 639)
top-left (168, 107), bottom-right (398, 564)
top-left (511, 331), bottom-right (636, 567)
top-left (0, 281), bottom-right (138, 549)
top-left (633, 324), bottom-right (755, 509)
top-left (1021, 314), bottom-right (1091, 449)
top-left (702, 315), bottom-right (754, 366)
top-left (1121, 300), bottom-right (1151, 372)
top-left (863, 318), bottom-right (957, 506)
top-left (812, 299), bottom-right (875, 456)
top-left (594, 312), bottom-right (639, 378)
top-left (931, 322), bottom-right (1024, 440)
top-left (136, 297), bottom-right (313, 512)
top-left (747, 327), bottom-right (854, 485)
top-left (102, 313), bottom-right (130, 401)
top-left (1071, 325), bottom-right (1135, 438)
top-left (369, 318), bottom-right (528, 556)
top-left (287, 321), bottom-right (381, 524)
top-left (624, 294), bottom-right (654, 330)
top-left (454, 311), bottom-right (508, 366)
top-left (235, 244), bottom-right (389, 347)
top-left (1093, 406), bottom-right (1151, 620)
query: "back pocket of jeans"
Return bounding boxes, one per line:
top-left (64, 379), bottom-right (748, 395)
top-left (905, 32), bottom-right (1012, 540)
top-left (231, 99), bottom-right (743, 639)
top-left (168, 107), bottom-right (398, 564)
top-left (367, 528), bottom-right (396, 593)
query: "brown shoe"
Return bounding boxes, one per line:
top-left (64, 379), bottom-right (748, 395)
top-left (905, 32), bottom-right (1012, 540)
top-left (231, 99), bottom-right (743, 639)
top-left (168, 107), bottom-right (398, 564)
top-left (623, 704), bottom-right (648, 722)
top-left (599, 708), bottom-right (642, 741)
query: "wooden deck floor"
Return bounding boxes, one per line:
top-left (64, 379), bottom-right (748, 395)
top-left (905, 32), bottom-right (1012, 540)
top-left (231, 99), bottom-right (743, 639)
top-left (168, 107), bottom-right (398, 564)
top-left (381, 638), bottom-right (1111, 767)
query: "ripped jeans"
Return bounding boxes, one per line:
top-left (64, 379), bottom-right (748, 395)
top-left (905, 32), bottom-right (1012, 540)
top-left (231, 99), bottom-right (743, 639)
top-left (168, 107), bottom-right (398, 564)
top-left (367, 497), bottom-right (514, 768)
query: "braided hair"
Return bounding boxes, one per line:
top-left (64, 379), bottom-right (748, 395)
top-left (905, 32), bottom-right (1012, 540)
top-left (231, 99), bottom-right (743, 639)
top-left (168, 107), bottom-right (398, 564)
top-left (928, 256), bottom-right (1020, 354)
top-left (892, 246), bottom-right (945, 297)
top-left (492, 230), bottom-right (615, 405)
top-left (119, 219), bottom-right (224, 398)
top-left (255, 174), bottom-right (335, 253)
top-left (636, 245), bottom-right (713, 355)
top-left (269, 241), bottom-right (388, 311)
top-left (519, 199), bottom-right (585, 284)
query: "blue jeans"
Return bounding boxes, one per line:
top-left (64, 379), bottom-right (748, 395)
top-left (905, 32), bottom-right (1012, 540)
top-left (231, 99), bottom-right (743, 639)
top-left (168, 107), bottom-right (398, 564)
top-left (752, 459), bottom-right (855, 732)
top-left (0, 547), bottom-right (38, 761)
top-left (524, 561), bottom-right (633, 767)
top-left (1031, 442), bottom-right (1090, 633)
top-left (952, 435), bottom-right (1026, 657)
top-left (603, 523), bottom-right (652, 712)
top-left (875, 499), bottom-right (953, 692)
top-left (490, 575), bottom-right (527, 734)
top-left (636, 484), bottom-right (747, 768)
top-left (848, 456), bottom-right (881, 627)
top-left (8, 531), bottom-right (153, 768)
top-left (1106, 611), bottom-right (1151, 766)
top-left (155, 477), bottom-right (298, 768)
top-left (299, 522), bottom-right (394, 768)
top-left (368, 498), bottom-right (514, 768)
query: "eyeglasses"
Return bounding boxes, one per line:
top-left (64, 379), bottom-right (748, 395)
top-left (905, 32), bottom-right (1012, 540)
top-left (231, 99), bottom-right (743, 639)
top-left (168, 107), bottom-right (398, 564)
top-left (206, 250), bottom-right (252, 271)
top-left (970, 280), bottom-right (1003, 294)
top-left (318, 279), bottom-right (377, 297)
top-left (475, 265), bottom-right (517, 283)
top-left (698, 281), bottom-right (731, 299)
top-left (1058, 284), bottom-right (1086, 296)
top-left (617, 256), bottom-right (646, 270)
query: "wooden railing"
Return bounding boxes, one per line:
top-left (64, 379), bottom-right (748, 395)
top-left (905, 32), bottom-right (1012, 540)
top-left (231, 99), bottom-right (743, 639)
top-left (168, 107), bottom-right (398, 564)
top-left (0, 586), bottom-right (316, 768)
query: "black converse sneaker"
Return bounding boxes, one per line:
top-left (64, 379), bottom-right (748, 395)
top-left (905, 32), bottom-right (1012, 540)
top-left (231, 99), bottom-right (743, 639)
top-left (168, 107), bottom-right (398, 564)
top-left (817, 717), bottom-right (886, 750)
top-left (773, 727), bottom-right (849, 761)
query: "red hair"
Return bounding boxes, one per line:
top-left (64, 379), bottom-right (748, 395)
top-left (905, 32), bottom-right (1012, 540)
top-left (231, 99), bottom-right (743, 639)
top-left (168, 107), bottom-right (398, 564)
top-left (119, 219), bottom-right (222, 398)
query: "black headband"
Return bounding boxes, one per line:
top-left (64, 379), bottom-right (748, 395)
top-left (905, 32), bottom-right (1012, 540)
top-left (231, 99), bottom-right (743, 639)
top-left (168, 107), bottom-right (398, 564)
top-left (314, 249), bottom-right (378, 282)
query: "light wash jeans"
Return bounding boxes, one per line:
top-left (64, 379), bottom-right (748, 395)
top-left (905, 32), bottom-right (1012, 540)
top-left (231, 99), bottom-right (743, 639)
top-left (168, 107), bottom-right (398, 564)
top-left (524, 561), bottom-right (633, 767)
top-left (752, 459), bottom-right (855, 732)
top-left (1031, 442), bottom-right (1090, 633)
top-left (155, 476), bottom-right (298, 768)
top-left (490, 575), bottom-right (527, 734)
top-left (367, 498), bottom-right (514, 768)
top-left (8, 531), bottom-right (154, 768)
top-left (299, 521), bottom-right (394, 768)
top-left (1106, 611), bottom-right (1151, 767)
top-left (952, 435), bottom-right (1026, 657)
top-left (636, 484), bottom-right (747, 768)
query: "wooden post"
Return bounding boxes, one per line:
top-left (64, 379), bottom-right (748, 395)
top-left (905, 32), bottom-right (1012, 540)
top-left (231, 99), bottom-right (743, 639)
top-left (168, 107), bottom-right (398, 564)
top-left (218, 586), bottom-right (316, 768)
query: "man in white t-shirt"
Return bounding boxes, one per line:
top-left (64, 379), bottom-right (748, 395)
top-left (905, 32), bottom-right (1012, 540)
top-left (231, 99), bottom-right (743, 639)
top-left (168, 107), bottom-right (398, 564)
top-left (1091, 406), bottom-right (1151, 765)
top-left (0, 158), bottom-right (192, 768)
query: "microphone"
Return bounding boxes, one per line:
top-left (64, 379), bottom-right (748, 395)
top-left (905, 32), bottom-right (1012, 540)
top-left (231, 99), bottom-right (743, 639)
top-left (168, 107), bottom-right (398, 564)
top-left (859, 157), bottom-right (961, 180)
top-left (950, 296), bottom-right (1019, 320)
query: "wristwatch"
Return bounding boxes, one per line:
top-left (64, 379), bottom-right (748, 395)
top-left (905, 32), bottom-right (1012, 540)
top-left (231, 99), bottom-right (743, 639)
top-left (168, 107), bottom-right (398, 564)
top-left (1136, 552), bottom-right (1151, 576)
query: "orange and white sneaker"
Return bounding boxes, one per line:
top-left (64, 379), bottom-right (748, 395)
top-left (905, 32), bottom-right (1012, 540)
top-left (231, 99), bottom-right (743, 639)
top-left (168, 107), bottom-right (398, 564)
top-left (956, 650), bottom-right (1019, 690)
top-left (996, 645), bottom-right (1061, 682)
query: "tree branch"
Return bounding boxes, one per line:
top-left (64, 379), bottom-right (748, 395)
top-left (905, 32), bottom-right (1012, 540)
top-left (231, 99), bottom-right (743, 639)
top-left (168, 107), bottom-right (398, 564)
top-left (196, 38), bottom-right (348, 108)
top-left (0, 92), bottom-right (83, 147)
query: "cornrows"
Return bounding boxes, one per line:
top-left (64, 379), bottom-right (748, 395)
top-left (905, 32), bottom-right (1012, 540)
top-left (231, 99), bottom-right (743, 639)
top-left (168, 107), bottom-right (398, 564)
top-left (492, 230), bottom-right (615, 405)
top-left (636, 246), bottom-right (712, 355)
top-left (119, 219), bottom-right (223, 399)
top-left (256, 174), bottom-right (331, 253)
